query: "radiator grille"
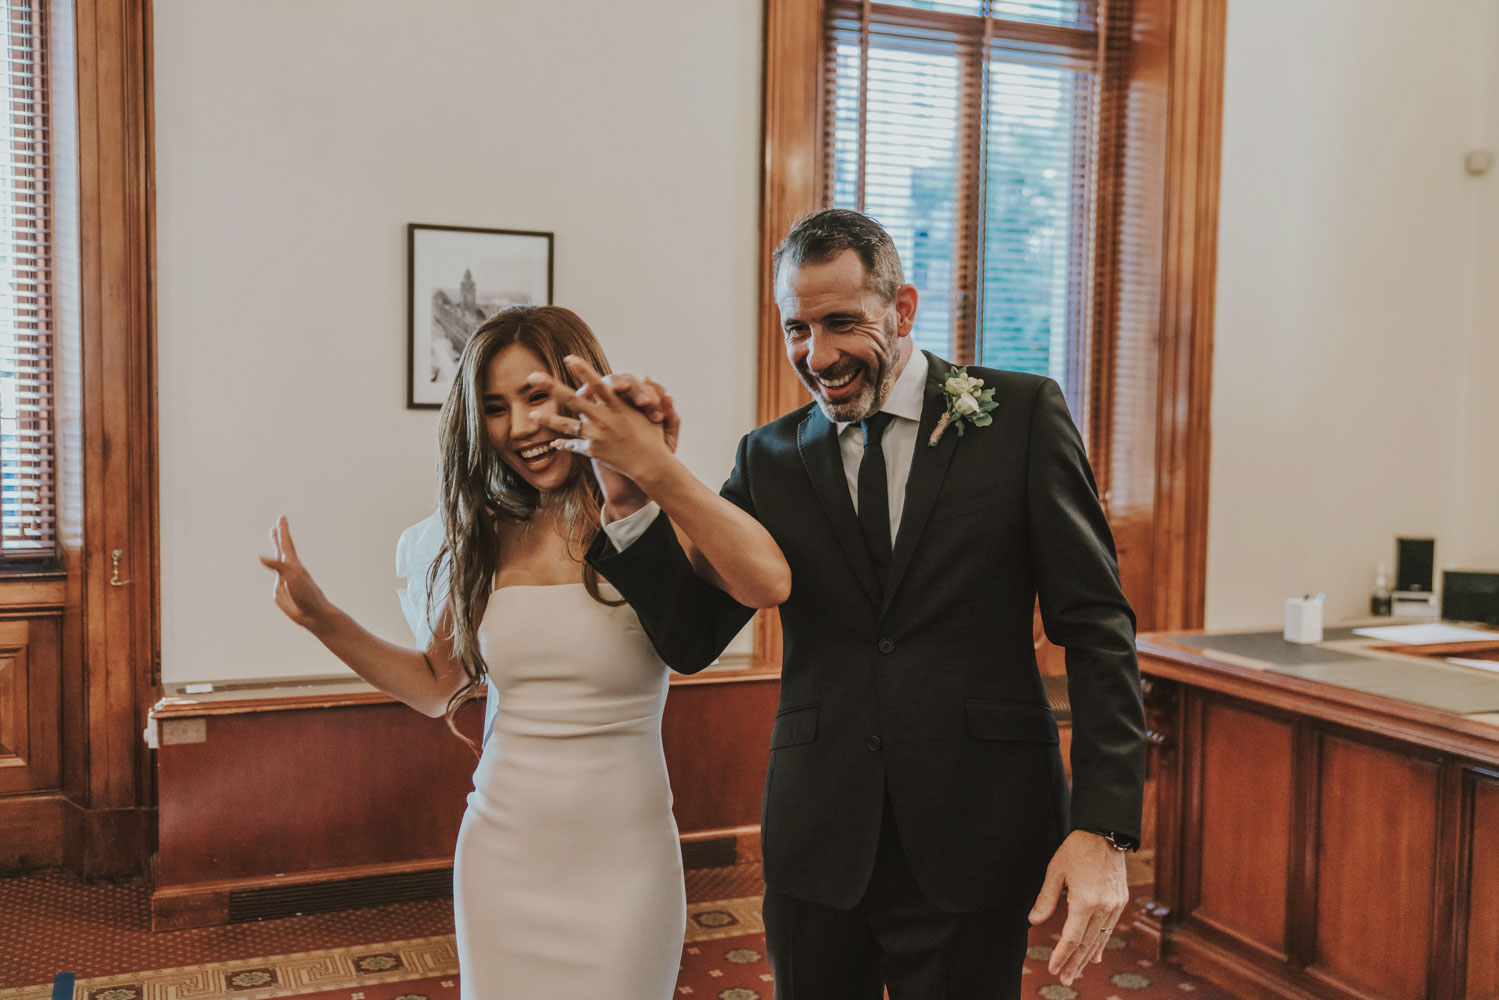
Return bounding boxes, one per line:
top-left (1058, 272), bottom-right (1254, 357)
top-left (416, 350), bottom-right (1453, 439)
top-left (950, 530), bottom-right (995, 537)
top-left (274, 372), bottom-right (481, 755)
top-left (228, 868), bottom-right (453, 922)
top-left (680, 836), bottom-right (738, 870)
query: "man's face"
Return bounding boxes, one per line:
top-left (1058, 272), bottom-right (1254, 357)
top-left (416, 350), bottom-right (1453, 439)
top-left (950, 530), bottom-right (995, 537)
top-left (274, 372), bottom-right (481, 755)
top-left (776, 250), bottom-right (917, 423)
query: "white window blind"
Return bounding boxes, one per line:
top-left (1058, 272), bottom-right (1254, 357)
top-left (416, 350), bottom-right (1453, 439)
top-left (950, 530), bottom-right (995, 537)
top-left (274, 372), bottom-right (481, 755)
top-left (0, 0), bottom-right (54, 563)
top-left (824, 0), bottom-right (1103, 396)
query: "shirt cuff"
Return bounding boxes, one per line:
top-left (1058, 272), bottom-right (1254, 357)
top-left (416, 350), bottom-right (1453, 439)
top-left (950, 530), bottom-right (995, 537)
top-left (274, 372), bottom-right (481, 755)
top-left (601, 501), bottom-right (662, 552)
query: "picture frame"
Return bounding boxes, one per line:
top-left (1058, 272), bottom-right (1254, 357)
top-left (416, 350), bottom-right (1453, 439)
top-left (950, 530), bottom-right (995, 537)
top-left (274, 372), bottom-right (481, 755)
top-left (406, 223), bottom-right (554, 409)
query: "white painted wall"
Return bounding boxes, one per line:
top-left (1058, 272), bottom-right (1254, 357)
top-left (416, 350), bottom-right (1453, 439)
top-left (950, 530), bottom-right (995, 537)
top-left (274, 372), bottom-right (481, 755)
top-left (1460, 1), bottom-right (1499, 570)
top-left (154, 0), bottom-right (762, 682)
top-left (1205, 0), bottom-right (1499, 628)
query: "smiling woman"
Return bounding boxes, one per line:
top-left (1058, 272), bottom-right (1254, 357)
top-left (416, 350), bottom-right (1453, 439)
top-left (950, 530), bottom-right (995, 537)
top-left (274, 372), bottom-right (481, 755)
top-left (258, 303), bottom-right (789, 1000)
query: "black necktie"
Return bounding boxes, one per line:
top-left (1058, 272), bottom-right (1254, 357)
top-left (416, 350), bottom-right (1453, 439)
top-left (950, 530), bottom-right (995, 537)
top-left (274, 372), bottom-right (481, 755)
top-left (858, 412), bottom-right (895, 590)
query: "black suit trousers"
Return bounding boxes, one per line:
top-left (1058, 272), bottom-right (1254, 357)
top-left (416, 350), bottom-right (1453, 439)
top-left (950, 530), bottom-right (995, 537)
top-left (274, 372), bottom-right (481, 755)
top-left (762, 790), bottom-right (1031, 1000)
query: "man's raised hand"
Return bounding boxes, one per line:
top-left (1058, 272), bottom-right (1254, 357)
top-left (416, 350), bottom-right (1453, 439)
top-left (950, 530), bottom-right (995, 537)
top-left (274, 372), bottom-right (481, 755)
top-left (526, 357), bottom-right (680, 519)
top-left (578, 372), bottom-right (680, 454)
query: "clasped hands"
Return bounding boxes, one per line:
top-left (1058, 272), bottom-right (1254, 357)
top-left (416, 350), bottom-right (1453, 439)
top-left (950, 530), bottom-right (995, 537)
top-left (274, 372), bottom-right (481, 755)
top-left (526, 356), bottom-right (681, 517)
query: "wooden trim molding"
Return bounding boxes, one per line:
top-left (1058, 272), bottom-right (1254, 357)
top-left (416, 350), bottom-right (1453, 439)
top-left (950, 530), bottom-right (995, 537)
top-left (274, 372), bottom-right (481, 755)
top-left (750, 0), bottom-right (824, 671)
top-left (758, 0), bottom-right (822, 428)
top-left (61, 0), bottom-right (159, 877)
top-left (1149, 0), bottom-right (1224, 632)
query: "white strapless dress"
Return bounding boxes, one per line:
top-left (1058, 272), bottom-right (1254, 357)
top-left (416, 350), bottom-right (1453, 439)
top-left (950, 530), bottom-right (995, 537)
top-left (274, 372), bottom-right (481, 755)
top-left (452, 584), bottom-right (685, 998)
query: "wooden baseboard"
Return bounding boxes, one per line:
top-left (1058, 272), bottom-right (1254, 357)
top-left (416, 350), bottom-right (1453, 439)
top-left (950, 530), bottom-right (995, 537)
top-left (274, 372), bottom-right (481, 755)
top-left (0, 794), bottom-right (67, 872)
top-left (150, 857), bottom-right (455, 931)
top-left (0, 794), bottom-right (153, 879)
top-left (64, 800), bottom-right (155, 880)
top-left (150, 829), bottom-right (767, 932)
top-left (1153, 922), bottom-right (1331, 1000)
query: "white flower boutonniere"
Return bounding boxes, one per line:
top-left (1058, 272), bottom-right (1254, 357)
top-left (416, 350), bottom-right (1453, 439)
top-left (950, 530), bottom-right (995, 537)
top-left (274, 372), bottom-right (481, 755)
top-left (929, 367), bottom-right (997, 446)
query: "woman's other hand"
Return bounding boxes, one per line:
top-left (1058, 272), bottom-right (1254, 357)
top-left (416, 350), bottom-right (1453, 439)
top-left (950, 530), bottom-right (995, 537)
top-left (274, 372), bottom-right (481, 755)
top-left (260, 516), bottom-right (334, 632)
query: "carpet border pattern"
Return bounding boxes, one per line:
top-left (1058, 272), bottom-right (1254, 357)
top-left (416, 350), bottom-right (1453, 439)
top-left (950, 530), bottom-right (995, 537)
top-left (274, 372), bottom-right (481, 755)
top-left (0, 936), bottom-right (458, 1000)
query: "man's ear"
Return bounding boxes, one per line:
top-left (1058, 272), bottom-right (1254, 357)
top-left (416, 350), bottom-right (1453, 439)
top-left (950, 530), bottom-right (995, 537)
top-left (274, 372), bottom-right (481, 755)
top-left (893, 283), bottom-right (919, 338)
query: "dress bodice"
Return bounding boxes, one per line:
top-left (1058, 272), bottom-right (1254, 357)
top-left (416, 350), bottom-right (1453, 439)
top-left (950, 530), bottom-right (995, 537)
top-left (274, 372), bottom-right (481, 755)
top-left (477, 583), bottom-right (669, 746)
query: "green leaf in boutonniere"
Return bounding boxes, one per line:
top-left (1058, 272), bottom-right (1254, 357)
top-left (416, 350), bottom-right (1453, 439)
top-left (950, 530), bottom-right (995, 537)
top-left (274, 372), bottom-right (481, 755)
top-left (929, 366), bottom-right (998, 446)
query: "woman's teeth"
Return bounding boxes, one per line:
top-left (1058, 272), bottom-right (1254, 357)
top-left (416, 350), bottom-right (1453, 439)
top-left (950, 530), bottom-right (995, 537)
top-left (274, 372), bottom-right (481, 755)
top-left (519, 441), bottom-right (556, 460)
top-left (818, 371), bottom-right (856, 388)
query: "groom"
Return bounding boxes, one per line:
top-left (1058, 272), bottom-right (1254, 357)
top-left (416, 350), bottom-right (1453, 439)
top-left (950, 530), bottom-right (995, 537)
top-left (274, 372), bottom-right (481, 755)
top-left (591, 209), bottom-right (1144, 998)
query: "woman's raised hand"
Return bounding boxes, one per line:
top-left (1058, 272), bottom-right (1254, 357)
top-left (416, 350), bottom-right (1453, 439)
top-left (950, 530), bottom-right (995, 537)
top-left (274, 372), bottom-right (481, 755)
top-left (260, 516), bottom-right (334, 633)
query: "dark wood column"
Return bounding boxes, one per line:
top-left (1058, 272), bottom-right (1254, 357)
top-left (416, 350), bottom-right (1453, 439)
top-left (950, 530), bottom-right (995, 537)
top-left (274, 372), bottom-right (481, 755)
top-left (67, 0), bottom-right (159, 878)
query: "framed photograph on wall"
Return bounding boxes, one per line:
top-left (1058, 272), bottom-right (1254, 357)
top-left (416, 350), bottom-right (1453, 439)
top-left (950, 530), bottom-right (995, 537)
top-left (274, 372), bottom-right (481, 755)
top-left (407, 223), bottom-right (554, 409)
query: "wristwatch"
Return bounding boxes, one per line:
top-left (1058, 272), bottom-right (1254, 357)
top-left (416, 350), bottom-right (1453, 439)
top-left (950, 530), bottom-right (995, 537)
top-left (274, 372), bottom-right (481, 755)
top-left (1086, 829), bottom-right (1135, 852)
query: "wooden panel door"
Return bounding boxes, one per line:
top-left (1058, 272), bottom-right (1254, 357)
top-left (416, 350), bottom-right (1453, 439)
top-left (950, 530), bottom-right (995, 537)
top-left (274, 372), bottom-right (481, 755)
top-left (0, 617), bottom-right (61, 795)
top-left (1313, 735), bottom-right (1440, 1000)
top-left (1465, 770), bottom-right (1499, 1000)
top-left (1192, 699), bottom-right (1294, 957)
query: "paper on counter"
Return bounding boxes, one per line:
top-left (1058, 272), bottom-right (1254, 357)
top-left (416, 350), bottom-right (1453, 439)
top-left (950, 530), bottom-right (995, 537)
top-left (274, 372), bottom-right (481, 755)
top-left (1447, 657), bottom-right (1499, 674)
top-left (1352, 623), bottom-right (1499, 644)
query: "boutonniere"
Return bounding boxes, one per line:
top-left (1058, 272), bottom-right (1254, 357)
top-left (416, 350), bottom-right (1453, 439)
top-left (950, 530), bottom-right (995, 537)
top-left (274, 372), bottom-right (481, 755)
top-left (929, 367), bottom-right (997, 446)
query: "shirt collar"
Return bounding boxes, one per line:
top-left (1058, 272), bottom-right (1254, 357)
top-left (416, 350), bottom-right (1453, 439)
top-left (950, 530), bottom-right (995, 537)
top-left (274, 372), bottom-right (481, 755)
top-left (835, 348), bottom-right (929, 433)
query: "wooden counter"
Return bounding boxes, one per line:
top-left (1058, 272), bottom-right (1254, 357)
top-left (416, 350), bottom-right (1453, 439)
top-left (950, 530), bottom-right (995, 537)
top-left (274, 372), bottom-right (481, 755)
top-left (1134, 624), bottom-right (1499, 1000)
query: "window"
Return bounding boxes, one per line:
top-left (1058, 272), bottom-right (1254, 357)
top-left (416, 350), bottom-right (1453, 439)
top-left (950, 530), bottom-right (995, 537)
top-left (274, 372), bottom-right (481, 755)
top-left (0, 0), bottom-right (55, 564)
top-left (823, 0), bottom-right (1106, 400)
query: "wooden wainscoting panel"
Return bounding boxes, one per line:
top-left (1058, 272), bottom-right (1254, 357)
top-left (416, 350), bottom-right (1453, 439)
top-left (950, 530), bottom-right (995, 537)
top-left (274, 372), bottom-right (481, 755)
top-left (0, 617), bottom-right (61, 796)
top-left (662, 674), bottom-right (779, 834)
top-left (1193, 698), bottom-right (1293, 957)
top-left (0, 621), bottom-right (30, 779)
top-left (155, 699), bottom-right (484, 888)
top-left (1312, 734), bottom-right (1439, 1000)
top-left (1464, 770), bottom-right (1499, 1000)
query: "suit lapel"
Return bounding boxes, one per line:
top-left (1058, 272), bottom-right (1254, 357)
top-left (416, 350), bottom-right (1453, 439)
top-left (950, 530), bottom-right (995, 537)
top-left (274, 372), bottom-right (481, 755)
top-left (883, 352), bottom-right (959, 617)
top-left (797, 406), bottom-right (883, 609)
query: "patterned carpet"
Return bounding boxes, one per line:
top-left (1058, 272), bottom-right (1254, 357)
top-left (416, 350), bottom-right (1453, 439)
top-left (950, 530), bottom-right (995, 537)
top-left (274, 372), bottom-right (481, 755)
top-left (0, 863), bottom-right (1237, 1000)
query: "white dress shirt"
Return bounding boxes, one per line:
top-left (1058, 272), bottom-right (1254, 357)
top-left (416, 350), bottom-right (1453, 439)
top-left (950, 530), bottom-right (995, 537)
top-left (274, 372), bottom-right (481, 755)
top-left (604, 349), bottom-right (930, 551)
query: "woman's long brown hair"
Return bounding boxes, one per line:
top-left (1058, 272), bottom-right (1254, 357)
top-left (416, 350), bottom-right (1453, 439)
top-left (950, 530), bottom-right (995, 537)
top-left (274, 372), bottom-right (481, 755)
top-left (427, 305), bottom-right (624, 755)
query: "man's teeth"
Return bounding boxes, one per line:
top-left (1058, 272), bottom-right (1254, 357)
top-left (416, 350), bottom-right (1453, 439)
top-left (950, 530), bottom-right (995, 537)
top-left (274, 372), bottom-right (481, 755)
top-left (818, 372), bottom-right (856, 388)
top-left (519, 442), bottom-right (556, 460)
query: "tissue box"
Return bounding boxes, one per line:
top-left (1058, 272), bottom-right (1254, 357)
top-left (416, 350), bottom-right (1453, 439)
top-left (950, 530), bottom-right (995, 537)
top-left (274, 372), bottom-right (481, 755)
top-left (1284, 597), bottom-right (1324, 644)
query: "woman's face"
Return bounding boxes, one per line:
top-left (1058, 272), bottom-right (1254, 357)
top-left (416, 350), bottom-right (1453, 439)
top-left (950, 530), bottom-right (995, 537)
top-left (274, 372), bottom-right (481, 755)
top-left (482, 344), bottom-right (578, 494)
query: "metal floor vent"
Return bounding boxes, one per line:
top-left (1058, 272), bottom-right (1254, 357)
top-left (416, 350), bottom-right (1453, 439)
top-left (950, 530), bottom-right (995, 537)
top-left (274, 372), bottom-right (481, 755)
top-left (680, 836), bottom-right (738, 871)
top-left (228, 868), bottom-right (453, 922)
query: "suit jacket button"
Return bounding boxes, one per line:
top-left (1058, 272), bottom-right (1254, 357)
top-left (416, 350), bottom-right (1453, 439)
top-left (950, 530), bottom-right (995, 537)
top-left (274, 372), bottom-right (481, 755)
top-left (867, 735), bottom-right (882, 751)
top-left (878, 638), bottom-right (896, 654)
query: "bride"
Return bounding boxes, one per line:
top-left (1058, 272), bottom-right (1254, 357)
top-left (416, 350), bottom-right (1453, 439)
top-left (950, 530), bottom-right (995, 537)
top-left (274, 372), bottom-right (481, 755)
top-left (259, 305), bottom-right (789, 999)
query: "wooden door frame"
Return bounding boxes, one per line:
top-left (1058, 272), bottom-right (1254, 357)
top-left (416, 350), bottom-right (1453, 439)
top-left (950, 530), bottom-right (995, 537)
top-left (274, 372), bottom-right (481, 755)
top-left (64, 0), bottom-right (159, 877)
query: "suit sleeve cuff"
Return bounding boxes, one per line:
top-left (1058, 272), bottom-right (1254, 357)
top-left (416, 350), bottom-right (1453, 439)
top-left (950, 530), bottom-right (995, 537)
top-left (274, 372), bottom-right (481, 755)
top-left (601, 501), bottom-right (662, 553)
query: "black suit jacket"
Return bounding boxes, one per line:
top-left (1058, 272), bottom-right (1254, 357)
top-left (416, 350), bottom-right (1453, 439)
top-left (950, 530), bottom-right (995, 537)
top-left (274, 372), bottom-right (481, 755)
top-left (588, 353), bottom-right (1145, 914)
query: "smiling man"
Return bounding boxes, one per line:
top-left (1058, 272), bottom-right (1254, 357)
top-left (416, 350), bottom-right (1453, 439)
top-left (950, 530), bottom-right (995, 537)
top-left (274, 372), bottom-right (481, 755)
top-left (589, 209), bottom-right (1145, 1000)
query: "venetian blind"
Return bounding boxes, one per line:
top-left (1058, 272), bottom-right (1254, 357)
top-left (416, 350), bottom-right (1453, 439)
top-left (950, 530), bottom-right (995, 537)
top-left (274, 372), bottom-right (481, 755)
top-left (0, 0), bottom-right (54, 562)
top-left (823, 0), bottom-right (1117, 414)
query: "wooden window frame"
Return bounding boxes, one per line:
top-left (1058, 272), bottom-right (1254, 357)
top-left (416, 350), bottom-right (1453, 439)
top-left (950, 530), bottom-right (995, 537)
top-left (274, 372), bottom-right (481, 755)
top-left (752, 0), bottom-right (1224, 669)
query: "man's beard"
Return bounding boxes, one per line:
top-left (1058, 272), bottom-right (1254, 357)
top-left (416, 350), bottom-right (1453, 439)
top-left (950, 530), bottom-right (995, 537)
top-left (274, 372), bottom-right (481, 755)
top-left (797, 314), bottom-right (902, 424)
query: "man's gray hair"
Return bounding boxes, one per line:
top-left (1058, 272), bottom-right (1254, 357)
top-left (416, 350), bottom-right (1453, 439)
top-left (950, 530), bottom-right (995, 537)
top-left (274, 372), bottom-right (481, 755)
top-left (771, 209), bottom-right (905, 303)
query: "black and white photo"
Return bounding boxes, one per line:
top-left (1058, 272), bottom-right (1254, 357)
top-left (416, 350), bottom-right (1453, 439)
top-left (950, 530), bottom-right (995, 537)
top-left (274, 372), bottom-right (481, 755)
top-left (407, 224), bottom-right (553, 408)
